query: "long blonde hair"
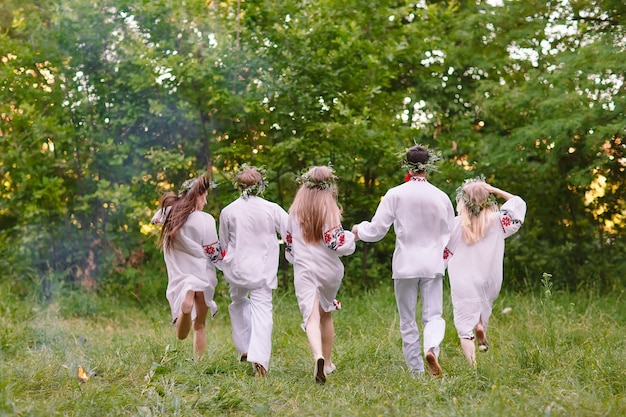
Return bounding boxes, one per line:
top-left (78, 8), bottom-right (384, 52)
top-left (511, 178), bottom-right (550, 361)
top-left (289, 166), bottom-right (342, 244)
top-left (157, 175), bottom-right (212, 251)
top-left (457, 181), bottom-right (498, 244)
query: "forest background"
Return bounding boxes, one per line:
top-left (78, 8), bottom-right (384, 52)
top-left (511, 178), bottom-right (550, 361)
top-left (1, 0), bottom-right (624, 304)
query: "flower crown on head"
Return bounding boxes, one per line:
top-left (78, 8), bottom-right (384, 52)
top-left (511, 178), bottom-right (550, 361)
top-left (178, 176), bottom-right (216, 197)
top-left (178, 178), bottom-right (198, 196)
top-left (296, 164), bottom-right (338, 191)
top-left (399, 143), bottom-right (442, 174)
top-left (456, 175), bottom-right (498, 216)
top-left (233, 163), bottom-right (268, 199)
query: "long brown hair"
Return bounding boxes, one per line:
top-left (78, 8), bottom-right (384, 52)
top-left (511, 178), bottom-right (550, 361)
top-left (289, 166), bottom-right (342, 243)
top-left (157, 175), bottom-right (212, 251)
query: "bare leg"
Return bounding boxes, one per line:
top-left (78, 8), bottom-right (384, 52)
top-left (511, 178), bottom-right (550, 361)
top-left (305, 292), bottom-right (323, 359)
top-left (175, 290), bottom-right (194, 340)
top-left (320, 309), bottom-right (334, 369)
top-left (193, 292), bottom-right (209, 359)
top-left (305, 292), bottom-right (325, 383)
top-left (460, 338), bottom-right (476, 366)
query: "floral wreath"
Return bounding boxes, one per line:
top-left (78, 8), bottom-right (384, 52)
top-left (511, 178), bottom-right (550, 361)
top-left (296, 164), bottom-right (338, 191)
top-left (233, 163), bottom-right (267, 199)
top-left (399, 143), bottom-right (442, 174)
top-left (456, 175), bottom-right (498, 216)
top-left (178, 176), bottom-right (217, 197)
top-left (178, 178), bottom-right (198, 196)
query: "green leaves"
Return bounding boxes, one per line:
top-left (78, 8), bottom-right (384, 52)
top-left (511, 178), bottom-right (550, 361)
top-left (0, 0), bottom-right (624, 294)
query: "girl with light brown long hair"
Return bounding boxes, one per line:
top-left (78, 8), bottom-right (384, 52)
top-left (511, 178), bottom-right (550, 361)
top-left (285, 166), bottom-right (356, 384)
top-left (154, 174), bottom-right (223, 359)
top-left (444, 177), bottom-right (526, 366)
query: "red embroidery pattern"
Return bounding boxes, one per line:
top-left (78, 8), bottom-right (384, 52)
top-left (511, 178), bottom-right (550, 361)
top-left (203, 241), bottom-right (223, 263)
top-left (499, 210), bottom-right (522, 233)
top-left (285, 232), bottom-right (293, 257)
top-left (324, 226), bottom-right (346, 251)
top-left (405, 174), bottom-right (428, 183)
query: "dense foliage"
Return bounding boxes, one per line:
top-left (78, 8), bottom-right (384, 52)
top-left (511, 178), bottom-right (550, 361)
top-left (1, 0), bottom-right (624, 301)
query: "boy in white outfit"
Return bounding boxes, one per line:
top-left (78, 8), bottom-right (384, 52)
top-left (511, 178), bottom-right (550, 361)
top-left (219, 165), bottom-right (288, 377)
top-left (352, 145), bottom-right (454, 377)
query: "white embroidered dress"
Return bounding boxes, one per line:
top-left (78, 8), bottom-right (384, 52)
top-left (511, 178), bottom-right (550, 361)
top-left (163, 210), bottom-right (223, 323)
top-left (445, 196), bottom-right (527, 338)
top-left (285, 218), bottom-right (356, 327)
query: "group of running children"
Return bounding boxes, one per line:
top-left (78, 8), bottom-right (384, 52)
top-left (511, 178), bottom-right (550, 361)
top-left (151, 144), bottom-right (526, 384)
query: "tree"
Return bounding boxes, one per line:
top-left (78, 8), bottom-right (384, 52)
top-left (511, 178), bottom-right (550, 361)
top-left (1, 0), bottom-right (623, 299)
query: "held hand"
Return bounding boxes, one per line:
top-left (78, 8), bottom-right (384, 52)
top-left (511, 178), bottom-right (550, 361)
top-left (351, 225), bottom-right (360, 241)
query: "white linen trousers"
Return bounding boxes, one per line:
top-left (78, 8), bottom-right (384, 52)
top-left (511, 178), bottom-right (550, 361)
top-left (355, 177), bottom-right (454, 373)
top-left (219, 195), bottom-right (288, 370)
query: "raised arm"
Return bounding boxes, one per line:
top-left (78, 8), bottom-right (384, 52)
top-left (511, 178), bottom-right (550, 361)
top-left (486, 184), bottom-right (515, 201)
top-left (485, 185), bottom-right (527, 238)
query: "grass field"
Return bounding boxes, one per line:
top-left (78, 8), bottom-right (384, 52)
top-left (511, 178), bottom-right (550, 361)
top-left (1, 278), bottom-right (624, 416)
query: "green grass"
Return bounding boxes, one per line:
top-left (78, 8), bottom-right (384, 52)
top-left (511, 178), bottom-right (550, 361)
top-left (1, 280), bottom-right (624, 417)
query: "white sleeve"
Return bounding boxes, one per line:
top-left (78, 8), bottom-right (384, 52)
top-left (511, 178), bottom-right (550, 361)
top-left (443, 217), bottom-right (462, 268)
top-left (202, 216), bottom-right (224, 267)
top-left (499, 196), bottom-right (527, 238)
top-left (284, 217), bottom-right (294, 264)
top-left (323, 226), bottom-right (356, 257)
top-left (218, 212), bottom-right (230, 257)
top-left (151, 206), bottom-right (171, 224)
top-left (274, 204), bottom-right (289, 242)
top-left (355, 193), bottom-right (394, 243)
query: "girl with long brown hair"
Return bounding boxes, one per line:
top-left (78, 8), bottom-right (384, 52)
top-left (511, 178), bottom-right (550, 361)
top-left (154, 174), bottom-right (223, 359)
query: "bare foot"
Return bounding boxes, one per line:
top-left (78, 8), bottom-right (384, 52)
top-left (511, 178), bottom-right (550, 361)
top-left (426, 348), bottom-right (442, 377)
top-left (476, 326), bottom-right (489, 352)
top-left (315, 356), bottom-right (326, 384)
top-left (254, 363), bottom-right (267, 377)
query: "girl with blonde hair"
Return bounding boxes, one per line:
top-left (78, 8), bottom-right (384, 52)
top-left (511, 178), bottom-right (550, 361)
top-left (444, 177), bottom-right (526, 366)
top-left (155, 174), bottom-right (223, 359)
top-left (285, 165), bottom-right (356, 384)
